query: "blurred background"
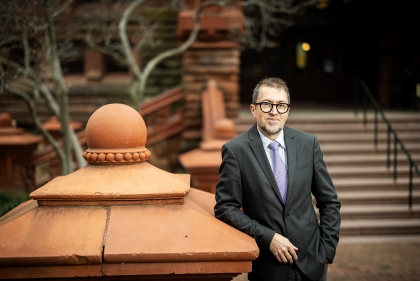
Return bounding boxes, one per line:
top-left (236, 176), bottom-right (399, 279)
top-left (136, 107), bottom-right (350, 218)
top-left (1, 2), bottom-right (420, 280)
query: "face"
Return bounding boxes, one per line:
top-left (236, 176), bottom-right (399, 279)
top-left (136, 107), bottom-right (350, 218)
top-left (250, 86), bottom-right (290, 141)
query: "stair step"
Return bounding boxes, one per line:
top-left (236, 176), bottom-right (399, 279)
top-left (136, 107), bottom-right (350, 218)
top-left (340, 204), bottom-right (420, 219)
top-left (340, 218), bottom-right (420, 235)
top-left (320, 143), bottom-right (420, 155)
top-left (328, 165), bottom-right (416, 178)
top-left (337, 190), bottom-right (420, 205)
top-left (324, 153), bottom-right (420, 166)
top-left (333, 177), bottom-right (420, 191)
top-left (290, 123), bottom-right (420, 134)
top-left (316, 132), bottom-right (420, 144)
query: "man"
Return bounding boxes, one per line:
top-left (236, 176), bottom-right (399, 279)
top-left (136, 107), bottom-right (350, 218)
top-left (214, 77), bottom-right (341, 281)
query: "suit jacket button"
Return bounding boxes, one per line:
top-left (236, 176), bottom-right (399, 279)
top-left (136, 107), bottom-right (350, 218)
top-left (285, 213), bottom-right (290, 218)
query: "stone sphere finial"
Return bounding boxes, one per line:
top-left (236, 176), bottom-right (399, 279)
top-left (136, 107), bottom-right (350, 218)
top-left (82, 103), bottom-right (151, 165)
top-left (0, 112), bottom-right (13, 127)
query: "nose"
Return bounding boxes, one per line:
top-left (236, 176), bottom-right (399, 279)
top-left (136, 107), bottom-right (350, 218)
top-left (269, 105), bottom-right (278, 115)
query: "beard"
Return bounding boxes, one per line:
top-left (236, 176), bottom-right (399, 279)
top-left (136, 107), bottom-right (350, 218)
top-left (260, 123), bottom-right (283, 136)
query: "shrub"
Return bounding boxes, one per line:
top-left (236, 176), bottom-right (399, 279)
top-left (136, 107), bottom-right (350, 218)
top-left (0, 190), bottom-right (30, 217)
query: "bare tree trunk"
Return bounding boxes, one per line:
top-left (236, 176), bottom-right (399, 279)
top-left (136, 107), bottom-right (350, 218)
top-left (43, 0), bottom-right (72, 174)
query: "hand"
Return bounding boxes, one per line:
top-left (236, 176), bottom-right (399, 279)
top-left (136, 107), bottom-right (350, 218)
top-left (269, 233), bottom-right (298, 264)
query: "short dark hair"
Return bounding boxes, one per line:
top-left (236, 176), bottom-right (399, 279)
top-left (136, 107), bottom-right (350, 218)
top-left (252, 77), bottom-right (290, 104)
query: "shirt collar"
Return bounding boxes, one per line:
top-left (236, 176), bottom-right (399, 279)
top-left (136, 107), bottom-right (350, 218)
top-left (257, 128), bottom-right (286, 150)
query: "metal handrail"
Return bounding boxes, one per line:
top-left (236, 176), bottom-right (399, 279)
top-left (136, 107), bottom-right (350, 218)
top-left (354, 78), bottom-right (420, 208)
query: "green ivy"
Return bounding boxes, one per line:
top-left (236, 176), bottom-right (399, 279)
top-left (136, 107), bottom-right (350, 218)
top-left (0, 190), bottom-right (30, 218)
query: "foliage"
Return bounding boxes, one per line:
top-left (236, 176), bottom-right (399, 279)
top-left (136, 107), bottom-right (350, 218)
top-left (0, 190), bottom-right (30, 218)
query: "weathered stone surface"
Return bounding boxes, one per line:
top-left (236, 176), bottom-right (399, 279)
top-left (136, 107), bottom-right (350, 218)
top-left (31, 163), bottom-right (190, 205)
top-left (105, 188), bottom-right (258, 264)
top-left (0, 200), bottom-right (106, 266)
top-left (179, 150), bottom-right (222, 193)
top-left (0, 103), bottom-right (258, 280)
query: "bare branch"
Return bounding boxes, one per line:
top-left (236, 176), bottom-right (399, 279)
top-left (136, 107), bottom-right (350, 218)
top-left (6, 84), bottom-right (66, 167)
top-left (118, 0), bottom-right (146, 82)
top-left (137, 0), bottom-right (236, 107)
top-left (43, 0), bottom-right (71, 174)
top-left (53, 0), bottom-right (74, 18)
top-left (0, 56), bottom-right (37, 81)
top-left (84, 25), bottom-right (127, 65)
top-left (0, 56), bottom-right (60, 115)
top-left (22, 30), bottom-right (31, 77)
top-left (133, 22), bottom-right (159, 52)
top-left (239, 0), bottom-right (316, 50)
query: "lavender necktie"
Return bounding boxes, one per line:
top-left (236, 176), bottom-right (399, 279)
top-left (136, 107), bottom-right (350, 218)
top-left (268, 141), bottom-right (288, 203)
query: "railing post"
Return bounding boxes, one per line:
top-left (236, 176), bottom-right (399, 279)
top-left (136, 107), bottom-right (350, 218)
top-left (354, 79), bottom-right (359, 116)
top-left (393, 135), bottom-right (398, 180)
top-left (386, 126), bottom-right (391, 168)
top-left (374, 109), bottom-right (378, 146)
top-left (409, 162), bottom-right (413, 209)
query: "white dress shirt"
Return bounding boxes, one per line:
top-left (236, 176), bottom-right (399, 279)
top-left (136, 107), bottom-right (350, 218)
top-left (257, 128), bottom-right (288, 170)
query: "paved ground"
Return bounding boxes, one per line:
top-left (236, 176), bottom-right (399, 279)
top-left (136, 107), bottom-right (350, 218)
top-left (328, 235), bottom-right (420, 281)
top-left (233, 235), bottom-right (420, 281)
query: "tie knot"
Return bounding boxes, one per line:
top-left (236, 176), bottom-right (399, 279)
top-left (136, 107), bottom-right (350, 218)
top-left (269, 141), bottom-right (280, 151)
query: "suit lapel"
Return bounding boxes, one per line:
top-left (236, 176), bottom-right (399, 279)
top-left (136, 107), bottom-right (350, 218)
top-left (284, 126), bottom-right (297, 209)
top-left (248, 124), bottom-right (284, 205)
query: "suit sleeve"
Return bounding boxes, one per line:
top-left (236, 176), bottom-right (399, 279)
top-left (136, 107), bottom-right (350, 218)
top-left (311, 136), bottom-right (341, 263)
top-left (214, 143), bottom-right (276, 251)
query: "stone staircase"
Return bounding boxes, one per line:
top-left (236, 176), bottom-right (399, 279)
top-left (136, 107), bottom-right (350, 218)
top-left (234, 105), bottom-right (420, 236)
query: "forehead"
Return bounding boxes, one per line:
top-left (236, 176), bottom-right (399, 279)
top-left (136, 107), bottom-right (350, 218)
top-left (257, 86), bottom-right (288, 102)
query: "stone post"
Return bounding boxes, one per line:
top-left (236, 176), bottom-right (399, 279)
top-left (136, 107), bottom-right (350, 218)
top-left (0, 112), bottom-right (42, 191)
top-left (177, 2), bottom-right (244, 147)
top-left (0, 103), bottom-right (258, 280)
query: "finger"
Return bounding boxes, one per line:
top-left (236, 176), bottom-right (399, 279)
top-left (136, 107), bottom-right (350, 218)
top-left (290, 249), bottom-right (298, 261)
top-left (276, 251), bottom-right (287, 263)
top-left (274, 253), bottom-right (282, 263)
top-left (280, 254), bottom-right (288, 263)
top-left (286, 253), bottom-right (294, 264)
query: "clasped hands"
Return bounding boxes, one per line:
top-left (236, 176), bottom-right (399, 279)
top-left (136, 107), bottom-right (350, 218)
top-left (269, 233), bottom-right (298, 264)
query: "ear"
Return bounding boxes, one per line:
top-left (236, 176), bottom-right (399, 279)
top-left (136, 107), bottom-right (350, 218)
top-left (250, 103), bottom-right (256, 117)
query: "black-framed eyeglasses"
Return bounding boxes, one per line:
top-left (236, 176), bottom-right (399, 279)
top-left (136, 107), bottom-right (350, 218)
top-left (253, 102), bottom-right (290, 114)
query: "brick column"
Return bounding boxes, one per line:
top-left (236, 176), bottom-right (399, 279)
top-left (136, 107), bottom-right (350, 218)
top-left (182, 43), bottom-right (241, 142)
top-left (177, 4), bottom-right (244, 146)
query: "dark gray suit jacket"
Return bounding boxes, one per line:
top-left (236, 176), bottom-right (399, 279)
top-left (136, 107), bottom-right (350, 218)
top-left (214, 124), bottom-right (341, 281)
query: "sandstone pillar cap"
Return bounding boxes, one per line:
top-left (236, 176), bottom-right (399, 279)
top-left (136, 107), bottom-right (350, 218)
top-left (0, 103), bottom-right (258, 280)
top-left (31, 103), bottom-right (190, 206)
top-left (0, 112), bottom-right (42, 145)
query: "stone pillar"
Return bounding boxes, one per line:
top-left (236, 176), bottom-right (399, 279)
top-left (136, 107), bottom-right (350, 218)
top-left (84, 48), bottom-right (105, 81)
top-left (182, 47), bottom-right (241, 142)
top-left (0, 112), bottom-right (42, 191)
top-left (0, 103), bottom-right (259, 280)
top-left (177, 2), bottom-right (244, 146)
top-left (179, 80), bottom-right (236, 193)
